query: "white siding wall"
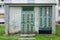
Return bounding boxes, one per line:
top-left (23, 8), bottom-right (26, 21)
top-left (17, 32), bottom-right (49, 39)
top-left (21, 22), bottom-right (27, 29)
top-left (0, 8), bottom-right (4, 13)
top-left (0, 1), bottom-right (4, 3)
top-left (58, 0), bottom-right (60, 21)
top-left (4, 0), bottom-right (11, 3)
top-left (0, 19), bottom-right (4, 22)
top-left (0, 0), bottom-right (4, 13)
top-left (9, 7), bottom-right (21, 33)
top-left (0, 0), bottom-right (4, 22)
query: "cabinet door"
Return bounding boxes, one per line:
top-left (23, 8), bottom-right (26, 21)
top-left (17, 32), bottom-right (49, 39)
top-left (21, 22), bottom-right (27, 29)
top-left (39, 7), bottom-right (52, 30)
top-left (21, 7), bottom-right (35, 34)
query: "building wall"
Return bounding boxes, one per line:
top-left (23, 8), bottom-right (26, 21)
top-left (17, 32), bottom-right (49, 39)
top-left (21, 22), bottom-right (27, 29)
top-left (9, 7), bottom-right (21, 33)
top-left (0, 0), bottom-right (4, 23)
top-left (55, 0), bottom-right (59, 22)
top-left (0, 14), bottom-right (4, 18)
top-left (58, 0), bottom-right (60, 22)
top-left (0, 0), bottom-right (4, 3)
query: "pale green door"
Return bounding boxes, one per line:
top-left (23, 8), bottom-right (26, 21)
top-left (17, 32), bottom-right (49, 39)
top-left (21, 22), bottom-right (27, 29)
top-left (21, 7), bottom-right (35, 34)
top-left (39, 6), bottom-right (52, 30)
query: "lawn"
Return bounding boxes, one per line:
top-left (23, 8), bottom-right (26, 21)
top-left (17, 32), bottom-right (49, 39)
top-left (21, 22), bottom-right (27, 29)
top-left (0, 25), bottom-right (60, 40)
top-left (0, 25), bottom-right (18, 40)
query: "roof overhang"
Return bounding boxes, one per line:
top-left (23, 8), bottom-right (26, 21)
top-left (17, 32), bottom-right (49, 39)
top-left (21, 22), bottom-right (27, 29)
top-left (5, 3), bottom-right (57, 5)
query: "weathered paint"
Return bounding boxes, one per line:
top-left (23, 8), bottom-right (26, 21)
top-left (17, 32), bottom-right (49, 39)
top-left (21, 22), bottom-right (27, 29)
top-left (34, 7), bottom-right (39, 33)
top-left (5, 4), bottom-right (56, 34)
top-left (52, 5), bottom-right (56, 34)
top-left (9, 7), bottom-right (22, 33)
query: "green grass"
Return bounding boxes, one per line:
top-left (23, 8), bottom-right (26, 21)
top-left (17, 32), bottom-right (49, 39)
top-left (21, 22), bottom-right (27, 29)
top-left (0, 25), bottom-right (5, 36)
top-left (0, 25), bottom-right (18, 40)
top-left (0, 25), bottom-right (60, 40)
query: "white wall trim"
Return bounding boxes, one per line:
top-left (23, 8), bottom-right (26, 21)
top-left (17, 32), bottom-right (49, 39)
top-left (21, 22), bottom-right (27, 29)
top-left (34, 7), bottom-right (39, 33)
top-left (52, 5), bottom-right (56, 34)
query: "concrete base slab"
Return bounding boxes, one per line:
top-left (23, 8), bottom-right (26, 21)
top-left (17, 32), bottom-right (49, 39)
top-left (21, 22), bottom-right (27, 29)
top-left (20, 34), bottom-right (35, 40)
